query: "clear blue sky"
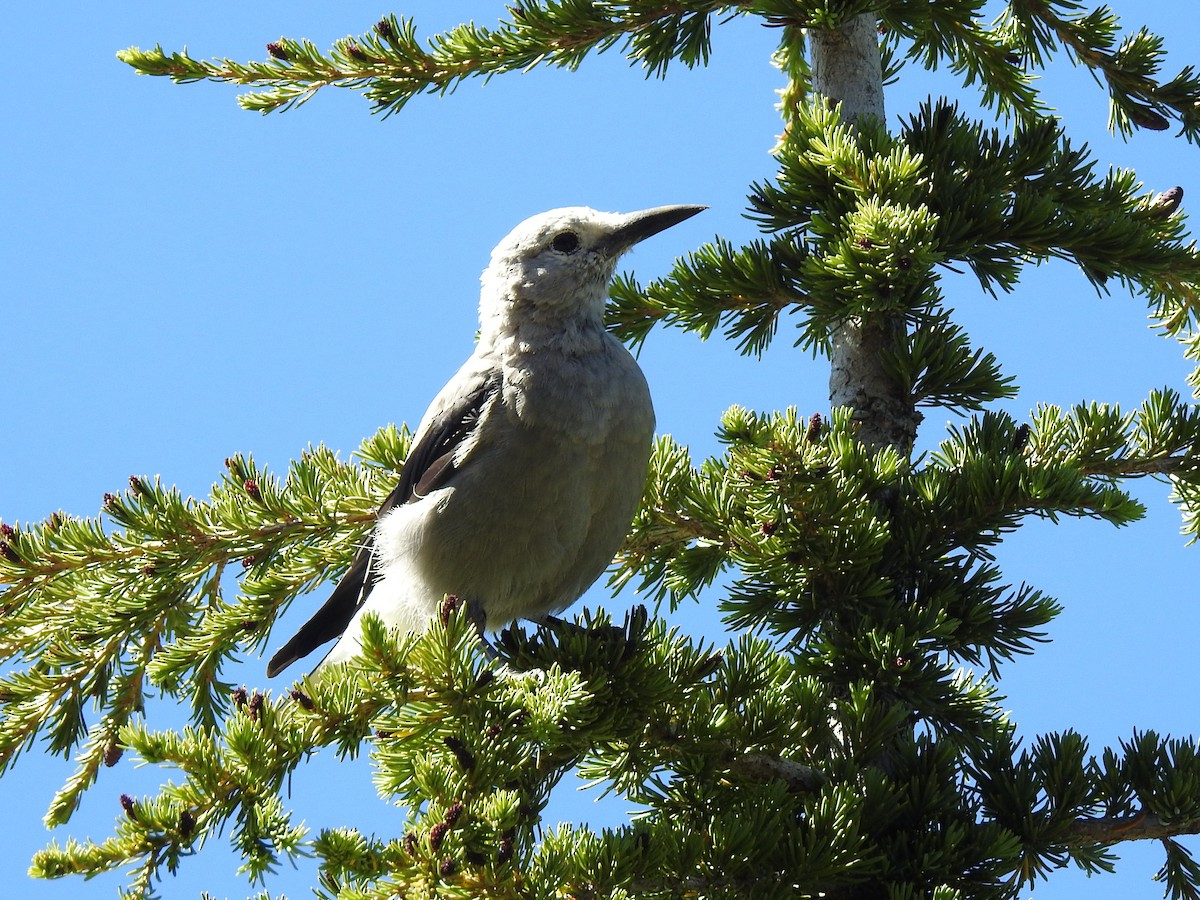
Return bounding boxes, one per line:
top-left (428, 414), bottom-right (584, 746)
top-left (2, 2), bottom-right (1197, 897)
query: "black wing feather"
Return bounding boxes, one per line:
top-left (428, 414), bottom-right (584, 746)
top-left (265, 372), bottom-right (499, 676)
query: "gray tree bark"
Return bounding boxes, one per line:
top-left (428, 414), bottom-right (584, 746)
top-left (809, 13), bottom-right (921, 451)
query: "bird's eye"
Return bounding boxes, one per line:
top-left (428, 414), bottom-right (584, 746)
top-left (550, 231), bottom-right (580, 254)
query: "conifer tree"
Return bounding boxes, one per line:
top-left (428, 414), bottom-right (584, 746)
top-left (4, 2), bottom-right (1200, 898)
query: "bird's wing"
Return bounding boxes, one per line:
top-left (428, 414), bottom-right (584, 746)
top-left (265, 365), bottom-right (501, 677)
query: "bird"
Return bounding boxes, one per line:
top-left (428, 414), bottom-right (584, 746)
top-left (266, 204), bottom-right (705, 677)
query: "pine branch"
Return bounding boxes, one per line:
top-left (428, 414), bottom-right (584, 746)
top-left (1064, 812), bottom-right (1200, 845)
top-left (1000, 0), bottom-right (1200, 141)
top-left (607, 235), bottom-right (808, 357)
top-left (118, 0), bottom-right (1200, 137)
top-left (0, 429), bottom-right (410, 820)
top-left (117, 3), bottom-right (747, 115)
top-left (752, 98), bottom-right (1200, 324)
top-left (973, 729), bottom-right (1200, 895)
top-left (879, 0), bottom-right (1045, 119)
top-left (26, 606), bottom-right (845, 895)
top-left (733, 749), bottom-right (827, 791)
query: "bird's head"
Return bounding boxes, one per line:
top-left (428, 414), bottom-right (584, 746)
top-left (479, 205), bottom-right (705, 327)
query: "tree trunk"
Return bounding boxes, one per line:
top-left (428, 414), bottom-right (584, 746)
top-left (809, 13), bottom-right (921, 451)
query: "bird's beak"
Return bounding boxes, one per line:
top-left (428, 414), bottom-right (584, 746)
top-left (601, 204), bottom-right (706, 256)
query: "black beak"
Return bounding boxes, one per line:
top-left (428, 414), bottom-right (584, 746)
top-left (601, 204), bottom-right (706, 256)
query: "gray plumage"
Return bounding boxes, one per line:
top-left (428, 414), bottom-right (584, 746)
top-left (267, 204), bottom-right (704, 676)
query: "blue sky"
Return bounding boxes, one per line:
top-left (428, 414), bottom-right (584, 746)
top-left (2, 2), bottom-right (1198, 897)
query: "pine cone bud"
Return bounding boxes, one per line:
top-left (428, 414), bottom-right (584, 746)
top-left (104, 739), bottom-right (124, 767)
top-left (1126, 104), bottom-right (1170, 131)
top-left (497, 830), bottom-right (515, 865)
top-left (695, 653), bottom-right (724, 680)
top-left (444, 736), bottom-right (476, 771)
top-left (429, 821), bottom-right (450, 851)
top-left (1012, 422), bottom-right (1031, 453)
top-left (1147, 186), bottom-right (1184, 219)
top-left (474, 669), bottom-right (496, 691)
top-left (806, 413), bottom-right (823, 443)
top-left (439, 594), bottom-right (462, 626)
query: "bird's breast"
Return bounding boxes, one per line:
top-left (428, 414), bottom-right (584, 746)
top-left (376, 338), bottom-right (655, 626)
top-left (498, 338), bottom-right (654, 439)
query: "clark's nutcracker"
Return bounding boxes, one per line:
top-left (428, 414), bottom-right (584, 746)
top-left (267, 204), bottom-right (704, 676)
